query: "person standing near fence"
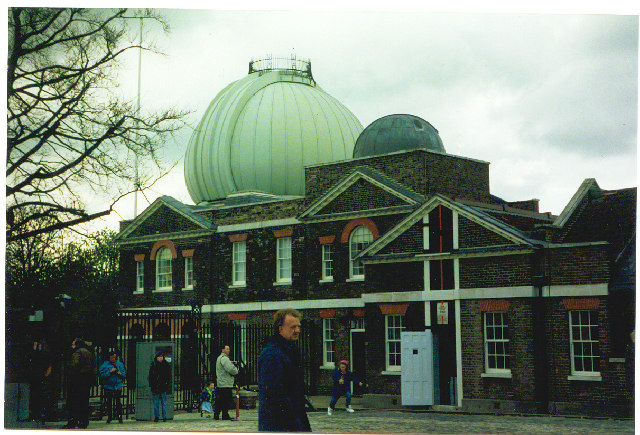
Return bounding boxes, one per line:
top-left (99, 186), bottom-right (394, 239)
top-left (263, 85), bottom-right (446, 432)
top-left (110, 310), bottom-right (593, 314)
top-left (258, 308), bottom-right (311, 432)
top-left (63, 338), bottom-right (96, 429)
top-left (215, 345), bottom-right (239, 420)
top-left (99, 350), bottom-right (126, 423)
top-left (148, 351), bottom-right (171, 422)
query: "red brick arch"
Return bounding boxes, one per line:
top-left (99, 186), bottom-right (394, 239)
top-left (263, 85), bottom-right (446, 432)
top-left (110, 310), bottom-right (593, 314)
top-left (340, 218), bottom-right (379, 243)
top-left (150, 240), bottom-right (178, 260)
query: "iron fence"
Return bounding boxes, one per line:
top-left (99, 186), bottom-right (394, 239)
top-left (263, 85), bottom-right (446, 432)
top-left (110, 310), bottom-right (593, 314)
top-left (89, 310), bottom-right (319, 417)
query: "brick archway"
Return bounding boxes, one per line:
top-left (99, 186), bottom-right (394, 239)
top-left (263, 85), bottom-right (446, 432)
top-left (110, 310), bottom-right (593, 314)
top-left (340, 218), bottom-right (379, 243)
top-left (150, 240), bottom-right (178, 260)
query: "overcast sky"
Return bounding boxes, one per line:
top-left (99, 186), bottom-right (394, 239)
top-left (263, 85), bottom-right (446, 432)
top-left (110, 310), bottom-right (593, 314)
top-left (85, 5), bottom-right (638, 232)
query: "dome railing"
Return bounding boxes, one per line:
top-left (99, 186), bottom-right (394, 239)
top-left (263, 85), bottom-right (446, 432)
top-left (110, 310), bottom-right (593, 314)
top-left (248, 55), bottom-right (314, 84)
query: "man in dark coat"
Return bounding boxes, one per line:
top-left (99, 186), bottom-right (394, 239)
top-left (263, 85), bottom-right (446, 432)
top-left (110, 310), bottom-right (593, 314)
top-left (258, 308), bottom-right (311, 432)
top-left (148, 351), bottom-right (171, 422)
top-left (63, 338), bottom-right (95, 429)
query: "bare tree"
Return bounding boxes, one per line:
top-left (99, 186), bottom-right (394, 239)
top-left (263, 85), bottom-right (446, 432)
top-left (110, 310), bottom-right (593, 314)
top-left (7, 7), bottom-right (187, 243)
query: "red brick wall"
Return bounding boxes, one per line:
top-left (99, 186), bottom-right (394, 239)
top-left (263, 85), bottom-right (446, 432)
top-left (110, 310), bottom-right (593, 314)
top-left (318, 181), bottom-right (409, 215)
top-left (458, 216), bottom-right (513, 249)
top-left (459, 255), bottom-right (532, 289)
top-left (546, 245), bottom-right (609, 285)
top-left (460, 299), bottom-right (537, 402)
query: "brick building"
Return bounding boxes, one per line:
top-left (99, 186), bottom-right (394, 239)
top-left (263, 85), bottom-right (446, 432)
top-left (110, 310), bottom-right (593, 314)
top-left (115, 58), bottom-right (635, 417)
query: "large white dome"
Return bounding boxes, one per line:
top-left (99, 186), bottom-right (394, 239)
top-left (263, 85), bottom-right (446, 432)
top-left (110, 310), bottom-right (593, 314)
top-left (184, 59), bottom-right (363, 204)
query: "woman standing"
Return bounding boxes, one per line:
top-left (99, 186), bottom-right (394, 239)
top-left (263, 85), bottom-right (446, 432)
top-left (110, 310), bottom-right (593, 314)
top-left (148, 352), bottom-right (171, 422)
top-left (99, 350), bottom-right (126, 423)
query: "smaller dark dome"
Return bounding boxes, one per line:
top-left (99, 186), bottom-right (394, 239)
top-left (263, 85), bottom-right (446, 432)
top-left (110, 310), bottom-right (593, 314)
top-left (353, 114), bottom-right (445, 158)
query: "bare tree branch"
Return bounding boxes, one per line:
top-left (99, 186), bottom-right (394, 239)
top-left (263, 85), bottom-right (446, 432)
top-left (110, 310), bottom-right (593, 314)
top-left (7, 7), bottom-right (189, 243)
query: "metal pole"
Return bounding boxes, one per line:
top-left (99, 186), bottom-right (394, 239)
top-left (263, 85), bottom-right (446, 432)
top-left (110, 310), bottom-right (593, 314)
top-left (134, 17), bottom-right (143, 218)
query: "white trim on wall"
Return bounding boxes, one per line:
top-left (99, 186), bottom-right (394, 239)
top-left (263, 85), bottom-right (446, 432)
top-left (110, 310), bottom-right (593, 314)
top-left (217, 218), bottom-right (300, 233)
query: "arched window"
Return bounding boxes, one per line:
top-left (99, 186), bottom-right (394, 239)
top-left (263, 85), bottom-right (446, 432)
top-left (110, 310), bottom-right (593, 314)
top-left (155, 247), bottom-right (173, 291)
top-left (349, 226), bottom-right (373, 279)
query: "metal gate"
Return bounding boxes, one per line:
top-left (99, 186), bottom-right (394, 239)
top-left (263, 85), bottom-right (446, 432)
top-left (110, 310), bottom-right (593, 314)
top-left (113, 310), bottom-right (317, 416)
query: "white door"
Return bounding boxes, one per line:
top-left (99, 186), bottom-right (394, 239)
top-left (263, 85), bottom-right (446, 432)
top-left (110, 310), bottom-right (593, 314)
top-left (401, 331), bottom-right (433, 406)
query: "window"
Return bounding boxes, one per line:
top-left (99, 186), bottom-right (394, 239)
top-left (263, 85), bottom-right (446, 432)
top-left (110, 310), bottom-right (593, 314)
top-left (232, 241), bottom-right (247, 285)
top-left (349, 226), bottom-right (373, 279)
top-left (155, 247), bottom-right (172, 291)
top-left (323, 318), bottom-right (335, 367)
top-left (569, 310), bottom-right (600, 375)
top-left (135, 261), bottom-right (144, 292)
top-left (276, 237), bottom-right (292, 283)
top-left (385, 315), bottom-right (404, 370)
top-left (321, 244), bottom-right (333, 281)
top-left (184, 257), bottom-right (194, 289)
top-left (350, 317), bottom-right (365, 330)
top-left (484, 312), bottom-right (510, 373)
top-left (235, 320), bottom-right (248, 364)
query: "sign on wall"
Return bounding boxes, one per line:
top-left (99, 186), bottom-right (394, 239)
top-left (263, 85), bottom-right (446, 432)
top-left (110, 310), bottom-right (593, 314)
top-left (436, 302), bottom-right (448, 325)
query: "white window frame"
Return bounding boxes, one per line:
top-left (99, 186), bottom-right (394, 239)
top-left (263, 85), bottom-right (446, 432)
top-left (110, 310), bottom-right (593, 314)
top-left (232, 241), bottom-right (247, 286)
top-left (135, 260), bottom-right (144, 293)
top-left (235, 319), bottom-right (248, 364)
top-left (483, 312), bottom-right (511, 374)
top-left (321, 244), bottom-right (333, 282)
top-left (276, 237), bottom-right (292, 283)
top-left (569, 310), bottom-right (601, 376)
top-left (385, 314), bottom-right (403, 371)
top-left (349, 226), bottom-right (373, 280)
top-left (155, 247), bottom-right (173, 292)
top-left (322, 318), bottom-right (335, 368)
top-left (183, 257), bottom-right (194, 290)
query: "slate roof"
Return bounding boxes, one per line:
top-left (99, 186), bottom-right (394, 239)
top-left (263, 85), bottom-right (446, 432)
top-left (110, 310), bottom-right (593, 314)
top-left (559, 187), bottom-right (636, 256)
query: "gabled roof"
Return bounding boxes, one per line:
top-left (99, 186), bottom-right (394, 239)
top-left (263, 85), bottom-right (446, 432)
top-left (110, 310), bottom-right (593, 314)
top-left (115, 196), bottom-right (215, 241)
top-left (299, 166), bottom-right (424, 219)
top-left (553, 178), bottom-right (601, 227)
top-left (359, 194), bottom-right (540, 258)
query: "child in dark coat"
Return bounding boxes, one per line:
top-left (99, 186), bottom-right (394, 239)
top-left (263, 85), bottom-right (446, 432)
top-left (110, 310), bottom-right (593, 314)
top-left (328, 360), bottom-right (363, 415)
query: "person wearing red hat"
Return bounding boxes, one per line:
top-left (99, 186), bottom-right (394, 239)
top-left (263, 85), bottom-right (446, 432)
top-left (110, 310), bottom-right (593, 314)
top-left (327, 360), bottom-right (363, 415)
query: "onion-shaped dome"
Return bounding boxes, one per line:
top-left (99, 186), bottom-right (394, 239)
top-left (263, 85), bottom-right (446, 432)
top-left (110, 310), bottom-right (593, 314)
top-left (184, 57), bottom-right (363, 204)
top-left (353, 114), bottom-right (445, 158)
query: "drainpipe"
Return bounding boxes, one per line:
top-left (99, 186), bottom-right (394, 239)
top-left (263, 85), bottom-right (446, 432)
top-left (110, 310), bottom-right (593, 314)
top-left (532, 249), bottom-right (550, 414)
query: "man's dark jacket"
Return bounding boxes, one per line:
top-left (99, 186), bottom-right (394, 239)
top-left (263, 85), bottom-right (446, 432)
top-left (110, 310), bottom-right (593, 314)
top-left (148, 359), bottom-right (171, 394)
top-left (258, 334), bottom-right (311, 432)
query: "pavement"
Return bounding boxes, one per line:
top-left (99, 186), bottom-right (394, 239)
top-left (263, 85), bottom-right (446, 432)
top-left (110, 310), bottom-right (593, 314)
top-left (33, 396), bottom-right (634, 434)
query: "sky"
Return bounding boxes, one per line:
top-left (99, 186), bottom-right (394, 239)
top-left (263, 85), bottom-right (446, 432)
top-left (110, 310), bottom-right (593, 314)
top-left (78, 3), bottom-right (638, 232)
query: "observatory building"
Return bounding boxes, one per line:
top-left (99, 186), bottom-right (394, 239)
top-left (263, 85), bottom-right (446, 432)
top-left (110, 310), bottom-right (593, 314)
top-left (115, 57), bottom-right (635, 417)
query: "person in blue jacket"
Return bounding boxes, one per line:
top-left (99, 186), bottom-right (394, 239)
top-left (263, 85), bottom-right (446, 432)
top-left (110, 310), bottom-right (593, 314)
top-left (328, 360), bottom-right (363, 415)
top-left (258, 308), bottom-right (311, 432)
top-left (99, 350), bottom-right (126, 423)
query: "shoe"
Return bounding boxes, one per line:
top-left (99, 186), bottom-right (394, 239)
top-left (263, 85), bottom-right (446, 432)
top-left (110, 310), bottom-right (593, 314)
top-left (213, 415), bottom-right (219, 420)
top-left (347, 406), bottom-right (354, 413)
top-left (118, 419), bottom-right (123, 423)
top-left (106, 419), bottom-right (111, 424)
top-left (62, 423), bottom-right (76, 429)
top-left (163, 419), bottom-right (167, 422)
top-left (327, 407), bottom-right (333, 416)
top-left (154, 417), bottom-right (159, 422)
top-left (222, 415), bottom-right (232, 420)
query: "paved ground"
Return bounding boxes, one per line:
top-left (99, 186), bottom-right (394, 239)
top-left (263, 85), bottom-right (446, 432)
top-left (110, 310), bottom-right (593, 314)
top-left (40, 408), bottom-right (635, 434)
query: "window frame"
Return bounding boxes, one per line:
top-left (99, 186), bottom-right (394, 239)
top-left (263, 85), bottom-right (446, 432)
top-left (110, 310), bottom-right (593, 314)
top-left (349, 226), bottom-right (373, 279)
top-left (235, 319), bottom-right (248, 364)
top-left (569, 310), bottom-right (601, 376)
top-left (232, 241), bottom-right (247, 286)
top-left (483, 311), bottom-right (511, 374)
top-left (321, 244), bottom-right (333, 281)
top-left (322, 318), bottom-right (335, 368)
top-left (183, 256), bottom-right (194, 290)
top-left (135, 260), bottom-right (144, 293)
top-left (276, 237), bottom-right (292, 283)
top-left (155, 247), bottom-right (173, 292)
top-left (385, 314), bottom-right (403, 371)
